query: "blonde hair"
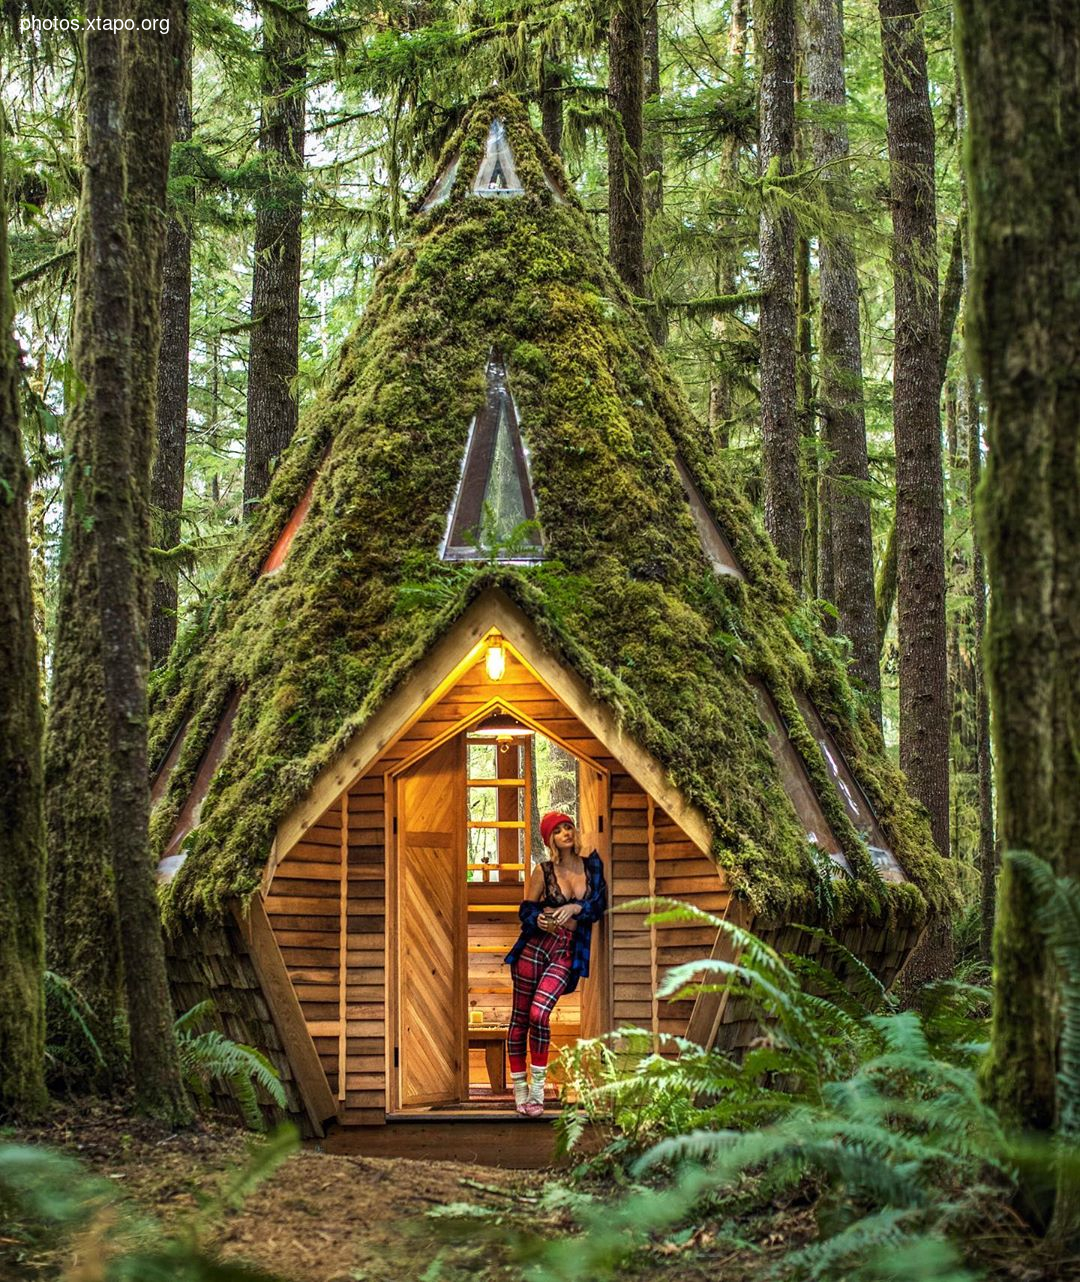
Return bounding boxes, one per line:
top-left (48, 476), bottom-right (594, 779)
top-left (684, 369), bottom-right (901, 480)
top-left (546, 823), bottom-right (582, 864)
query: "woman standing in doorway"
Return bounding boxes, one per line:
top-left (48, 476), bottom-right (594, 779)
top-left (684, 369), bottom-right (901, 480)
top-left (504, 811), bottom-right (608, 1116)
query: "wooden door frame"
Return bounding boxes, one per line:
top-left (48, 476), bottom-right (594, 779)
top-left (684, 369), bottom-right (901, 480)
top-left (388, 737), bottom-right (469, 1111)
top-left (385, 703), bottom-right (611, 1114)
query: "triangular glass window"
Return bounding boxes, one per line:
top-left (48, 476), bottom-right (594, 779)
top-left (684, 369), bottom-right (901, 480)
top-left (421, 155), bottom-right (458, 212)
top-left (472, 119), bottom-right (524, 197)
top-left (793, 693), bottom-right (907, 883)
top-left (674, 456), bottom-right (745, 579)
top-left (442, 353), bottom-right (543, 561)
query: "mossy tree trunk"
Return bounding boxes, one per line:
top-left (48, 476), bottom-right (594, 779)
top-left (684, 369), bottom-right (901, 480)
top-left (806, 0), bottom-right (880, 713)
top-left (643, 0), bottom-right (667, 346)
top-left (149, 32), bottom-right (193, 669)
top-left (46, 116), bottom-right (127, 1082)
top-left (49, 0), bottom-right (191, 1119)
top-left (112, 0), bottom-right (192, 1123)
top-left (0, 135), bottom-right (49, 1119)
top-left (607, 0), bottom-right (645, 299)
top-left (965, 378), bottom-right (995, 965)
top-left (956, 0), bottom-right (1079, 1147)
top-left (707, 0), bottom-right (748, 449)
top-left (540, 41), bottom-right (564, 156)
top-left (756, 0), bottom-right (803, 587)
top-left (243, 2), bottom-right (306, 511)
top-left (879, 0), bottom-right (949, 870)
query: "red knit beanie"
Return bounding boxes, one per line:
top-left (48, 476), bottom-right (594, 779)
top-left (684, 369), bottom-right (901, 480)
top-left (540, 811), bottom-right (575, 847)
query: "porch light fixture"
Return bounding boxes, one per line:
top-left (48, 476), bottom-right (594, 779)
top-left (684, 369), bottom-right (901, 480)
top-left (485, 638), bottom-right (506, 682)
top-left (470, 711), bottom-right (534, 738)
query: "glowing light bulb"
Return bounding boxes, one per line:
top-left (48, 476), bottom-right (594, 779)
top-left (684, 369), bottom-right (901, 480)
top-left (485, 642), bottom-right (506, 681)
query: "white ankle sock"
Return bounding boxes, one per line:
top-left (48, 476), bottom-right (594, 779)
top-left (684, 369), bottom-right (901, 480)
top-left (528, 1065), bottom-right (548, 1105)
top-left (511, 1071), bottom-right (529, 1106)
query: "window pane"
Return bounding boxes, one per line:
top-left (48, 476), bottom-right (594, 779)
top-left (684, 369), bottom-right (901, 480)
top-left (473, 119), bottom-right (523, 196)
top-left (467, 826), bottom-right (498, 876)
top-left (468, 742), bottom-right (496, 778)
top-left (468, 787), bottom-right (498, 823)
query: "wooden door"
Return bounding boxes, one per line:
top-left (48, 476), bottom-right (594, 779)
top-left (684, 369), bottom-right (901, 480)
top-left (396, 736), bottom-right (467, 1107)
top-left (578, 765), bottom-right (611, 1039)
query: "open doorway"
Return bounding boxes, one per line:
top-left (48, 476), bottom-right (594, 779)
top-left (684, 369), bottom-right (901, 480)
top-left (392, 712), bottom-right (608, 1113)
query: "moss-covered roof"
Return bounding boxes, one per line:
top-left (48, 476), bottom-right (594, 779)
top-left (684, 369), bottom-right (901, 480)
top-left (150, 93), bottom-right (956, 932)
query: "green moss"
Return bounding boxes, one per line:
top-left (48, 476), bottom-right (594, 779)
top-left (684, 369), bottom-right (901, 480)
top-left (151, 94), bottom-right (955, 934)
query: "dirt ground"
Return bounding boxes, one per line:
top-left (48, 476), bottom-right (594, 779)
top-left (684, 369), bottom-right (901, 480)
top-left (3, 1101), bottom-right (1074, 1282)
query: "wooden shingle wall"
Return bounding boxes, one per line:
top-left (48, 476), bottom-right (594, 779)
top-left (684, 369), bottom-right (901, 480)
top-left (166, 919), bottom-right (309, 1131)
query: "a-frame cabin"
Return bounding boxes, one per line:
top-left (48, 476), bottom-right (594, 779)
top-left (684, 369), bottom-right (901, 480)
top-left (151, 94), bottom-right (954, 1162)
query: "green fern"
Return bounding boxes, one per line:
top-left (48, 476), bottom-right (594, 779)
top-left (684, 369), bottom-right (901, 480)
top-left (174, 1000), bottom-right (286, 1131)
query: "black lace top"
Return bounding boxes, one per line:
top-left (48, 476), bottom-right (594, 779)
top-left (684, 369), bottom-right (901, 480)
top-left (539, 859), bottom-right (582, 908)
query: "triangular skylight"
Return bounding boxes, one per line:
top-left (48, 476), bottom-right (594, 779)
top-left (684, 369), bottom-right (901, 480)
top-left (442, 353), bottom-right (543, 561)
top-left (473, 119), bottom-right (524, 196)
top-left (421, 155), bottom-right (459, 211)
top-left (675, 456), bottom-right (745, 579)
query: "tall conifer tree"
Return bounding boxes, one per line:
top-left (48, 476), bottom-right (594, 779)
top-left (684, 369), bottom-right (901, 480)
top-left (0, 131), bottom-right (48, 1119)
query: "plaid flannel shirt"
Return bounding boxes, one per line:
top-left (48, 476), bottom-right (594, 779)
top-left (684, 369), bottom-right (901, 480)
top-left (504, 851), bottom-right (608, 995)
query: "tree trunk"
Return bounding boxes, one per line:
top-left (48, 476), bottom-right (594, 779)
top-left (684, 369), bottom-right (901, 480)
top-left (879, 0), bottom-right (949, 869)
top-left (643, 0), bottom-right (667, 345)
top-left (0, 136), bottom-right (48, 1119)
top-left (149, 34), bottom-right (193, 669)
top-left (243, 4), bottom-right (307, 511)
top-left (875, 220), bottom-right (964, 656)
top-left (757, 0), bottom-right (802, 585)
top-left (806, 0), bottom-right (880, 711)
top-left (607, 0), bottom-right (646, 298)
top-left (46, 114), bottom-right (127, 1083)
top-left (956, 0), bottom-right (1080, 1141)
top-left (965, 378), bottom-right (995, 966)
top-left (707, 0), bottom-right (749, 448)
top-left (82, 0), bottom-right (191, 1122)
top-left (540, 41), bottom-right (564, 155)
top-left (796, 234), bottom-right (817, 599)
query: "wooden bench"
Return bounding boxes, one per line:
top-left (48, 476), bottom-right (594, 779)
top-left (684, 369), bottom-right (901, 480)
top-left (468, 1026), bottom-right (508, 1091)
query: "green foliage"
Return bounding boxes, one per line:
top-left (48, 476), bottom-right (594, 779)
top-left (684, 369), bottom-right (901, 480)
top-left (175, 1000), bottom-right (287, 1131)
top-left (517, 904), bottom-right (1072, 1280)
top-left (0, 1127), bottom-right (298, 1280)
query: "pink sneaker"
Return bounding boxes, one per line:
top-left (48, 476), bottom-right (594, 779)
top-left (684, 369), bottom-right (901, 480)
top-left (523, 1098), bottom-right (546, 1118)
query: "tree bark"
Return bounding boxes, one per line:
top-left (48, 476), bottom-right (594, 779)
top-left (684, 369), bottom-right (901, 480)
top-left (964, 379), bottom-right (995, 966)
top-left (875, 219), bottom-right (964, 656)
top-left (607, 0), bottom-right (646, 298)
top-left (757, 0), bottom-right (802, 585)
top-left (879, 0), bottom-right (949, 866)
top-left (956, 0), bottom-right (1080, 1140)
top-left (243, 4), bottom-right (307, 510)
top-left (81, 0), bottom-right (191, 1122)
top-left (0, 136), bottom-right (48, 1119)
top-left (707, 0), bottom-right (749, 447)
top-left (540, 41), bottom-right (564, 156)
top-left (643, 0), bottom-right (667, 345)
top-left (806, 0), bottom-right (880, 711)
top-left (149, 34), bottom-right (193, 669)
top-left (46, 118), bottom-right (126, 1084)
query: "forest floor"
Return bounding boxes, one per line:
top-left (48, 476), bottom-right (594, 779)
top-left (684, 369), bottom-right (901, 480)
top-left (2, 1101), bottom-right (1074, 1282)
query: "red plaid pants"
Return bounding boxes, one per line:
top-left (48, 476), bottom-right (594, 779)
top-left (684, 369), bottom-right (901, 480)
top-left (507, 930), bottom-right (574, 1070)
